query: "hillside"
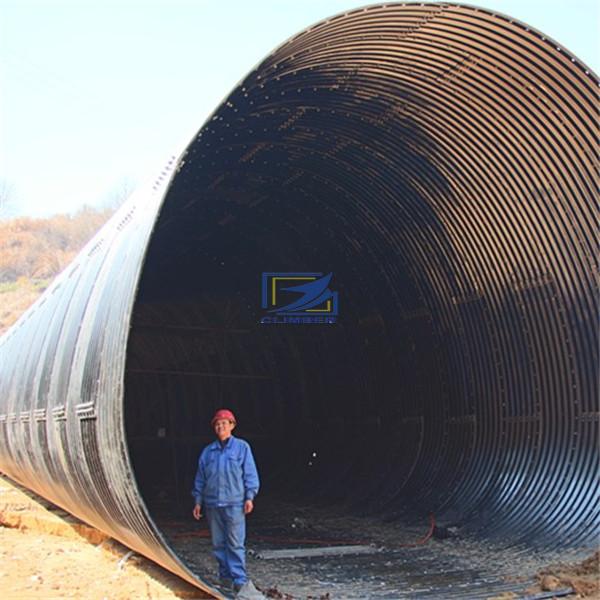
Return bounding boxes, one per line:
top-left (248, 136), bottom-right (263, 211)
top-left (0, 206), bottom-right (114, 336)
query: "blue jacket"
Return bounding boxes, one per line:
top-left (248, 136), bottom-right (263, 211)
top-left (192, 436), bottom-right (260, 507)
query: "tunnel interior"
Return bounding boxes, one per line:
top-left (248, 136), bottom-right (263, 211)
top-left (121, 4), bottom-right (597, 594)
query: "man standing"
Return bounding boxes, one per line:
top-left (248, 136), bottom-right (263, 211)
top-left (192, 409), bottom-right (260, 594)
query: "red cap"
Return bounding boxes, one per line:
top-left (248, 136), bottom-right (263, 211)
top-left (211, 409), bottom-right (236, 426)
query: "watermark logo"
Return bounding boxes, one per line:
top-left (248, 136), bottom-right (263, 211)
top-left (260, 272), bottom-right (338, 324)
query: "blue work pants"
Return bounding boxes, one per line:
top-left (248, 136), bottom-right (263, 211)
top-left (205, 505), bottom-right (247, 585)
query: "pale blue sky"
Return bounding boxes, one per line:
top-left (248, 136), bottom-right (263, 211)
top-left (1, 0), bottom-right (598, 218)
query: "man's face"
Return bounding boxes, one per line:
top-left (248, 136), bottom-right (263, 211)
top-left (214, 419), bottom-right (235, 441)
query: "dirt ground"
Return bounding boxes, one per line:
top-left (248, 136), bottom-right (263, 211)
top-left (0, 474), bottom-right (210, 599)
top-left (1, 473), bottom-right (598, 599)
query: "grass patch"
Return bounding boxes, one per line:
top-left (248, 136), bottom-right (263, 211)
top-left (0, 281), bottom-right (19, 294)
top-left (0, 278), bottom-right (51, 294)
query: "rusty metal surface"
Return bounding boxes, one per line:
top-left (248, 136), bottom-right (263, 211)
top-left (0, 3), bottom-right (598, 597)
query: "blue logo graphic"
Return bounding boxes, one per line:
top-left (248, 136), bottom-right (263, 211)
top-left (260, 272), bottom-right (339, 324)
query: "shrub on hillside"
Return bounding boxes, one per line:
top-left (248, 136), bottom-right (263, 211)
top-left (0, 206), bottom-right (113, 283)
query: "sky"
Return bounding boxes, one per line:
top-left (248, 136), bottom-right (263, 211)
top-left (1, 0), bottom-right (598, 219)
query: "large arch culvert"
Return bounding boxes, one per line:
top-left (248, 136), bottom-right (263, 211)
top-left (0, 3), bottom-right (598, 598)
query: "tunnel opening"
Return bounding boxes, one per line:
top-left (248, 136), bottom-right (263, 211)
top-left (120, 4), bottom-right (598, 596)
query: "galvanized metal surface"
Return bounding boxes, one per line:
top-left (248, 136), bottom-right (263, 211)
top-left (0, 3), bottom-right (598, 598)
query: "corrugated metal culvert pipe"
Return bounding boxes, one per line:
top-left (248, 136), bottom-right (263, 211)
top-left (0, 3), bottom-right (598, 598)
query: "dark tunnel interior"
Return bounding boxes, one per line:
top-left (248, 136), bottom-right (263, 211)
top-left (122, 94), bottom-right (589, 546)
top-left (123, 160), bottom-right (444, 518)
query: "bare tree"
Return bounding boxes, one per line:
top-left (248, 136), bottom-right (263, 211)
top-left (0, 180), bottom-right (18, 220)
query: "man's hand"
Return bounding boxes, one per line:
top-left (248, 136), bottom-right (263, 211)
top-left (244, 499), bottom-right (254, 515)
top-left (193, 504), bottom-right (202, 520)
